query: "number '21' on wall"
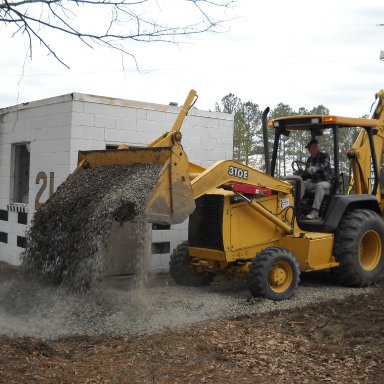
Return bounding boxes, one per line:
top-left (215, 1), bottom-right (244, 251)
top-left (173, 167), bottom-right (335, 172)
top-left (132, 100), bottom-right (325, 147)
top-left (35, 172), bottom-right (54, 210)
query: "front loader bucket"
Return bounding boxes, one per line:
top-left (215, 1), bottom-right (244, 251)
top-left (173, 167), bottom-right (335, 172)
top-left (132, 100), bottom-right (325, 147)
top-left (77, 146), bottom-right (195, 224)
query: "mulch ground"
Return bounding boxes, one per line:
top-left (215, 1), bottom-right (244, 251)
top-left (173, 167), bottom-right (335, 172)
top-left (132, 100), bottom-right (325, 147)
top-left (1, 281), bottom-right (384, 384)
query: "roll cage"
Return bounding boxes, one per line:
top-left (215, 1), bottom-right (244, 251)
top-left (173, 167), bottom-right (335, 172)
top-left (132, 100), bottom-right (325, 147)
top-left (268, 115), bottom-right (380, 197)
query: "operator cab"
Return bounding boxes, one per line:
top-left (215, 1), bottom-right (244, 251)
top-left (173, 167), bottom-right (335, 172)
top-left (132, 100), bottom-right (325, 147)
top-left (268, 115), bottom-right (380, 232)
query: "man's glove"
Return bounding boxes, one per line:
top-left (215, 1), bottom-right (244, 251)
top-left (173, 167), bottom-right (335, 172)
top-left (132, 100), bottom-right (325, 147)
top-left (308, 166), bottom-right (316, 175)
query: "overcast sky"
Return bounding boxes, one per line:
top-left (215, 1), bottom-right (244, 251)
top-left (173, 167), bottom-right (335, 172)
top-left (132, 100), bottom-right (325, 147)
top-left (1, 0), bottom-right (384, 117)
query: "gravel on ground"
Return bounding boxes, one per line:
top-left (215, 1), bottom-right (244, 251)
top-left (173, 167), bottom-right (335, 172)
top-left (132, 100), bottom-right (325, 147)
top-left (0, 262), bottom-right (379, 339)
top-left (1, 262), bottom-right (384, 384)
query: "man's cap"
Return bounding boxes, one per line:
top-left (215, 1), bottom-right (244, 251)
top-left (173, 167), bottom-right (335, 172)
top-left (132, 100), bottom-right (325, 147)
top-left (305, 139), bottom-right (319, 148)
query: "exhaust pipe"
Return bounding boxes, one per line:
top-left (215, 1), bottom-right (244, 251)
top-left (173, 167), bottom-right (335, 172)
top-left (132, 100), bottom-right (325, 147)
top-left (261, 107), bottom-right (271, 175)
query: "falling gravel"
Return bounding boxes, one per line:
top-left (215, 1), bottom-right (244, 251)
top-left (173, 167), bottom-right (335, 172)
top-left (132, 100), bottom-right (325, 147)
top-left (22, 164), bottom-right (162, 289)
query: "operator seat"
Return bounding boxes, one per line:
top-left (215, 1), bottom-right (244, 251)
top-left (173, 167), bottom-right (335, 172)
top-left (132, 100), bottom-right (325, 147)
top-left (281, 175), bottom-right (305, 199)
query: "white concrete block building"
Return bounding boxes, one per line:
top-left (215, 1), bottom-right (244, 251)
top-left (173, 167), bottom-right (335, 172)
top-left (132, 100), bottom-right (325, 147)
top-left (0, 92), bottom-right (234, 272)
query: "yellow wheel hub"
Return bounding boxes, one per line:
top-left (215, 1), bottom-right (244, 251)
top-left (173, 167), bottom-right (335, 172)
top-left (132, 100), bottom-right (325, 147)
top-left (359, 230), bottom-right (382, 271)
top-left (268, 261), bottom-right (293, 293)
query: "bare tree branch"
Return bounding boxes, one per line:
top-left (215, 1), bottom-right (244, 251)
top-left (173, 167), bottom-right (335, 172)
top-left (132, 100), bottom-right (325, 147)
top-left (0, 0), bottom-right (237, 67)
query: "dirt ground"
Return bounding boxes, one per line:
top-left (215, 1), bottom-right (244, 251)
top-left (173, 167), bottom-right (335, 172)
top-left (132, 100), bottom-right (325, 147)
top-left (1, 266), bottom-right (384, 383)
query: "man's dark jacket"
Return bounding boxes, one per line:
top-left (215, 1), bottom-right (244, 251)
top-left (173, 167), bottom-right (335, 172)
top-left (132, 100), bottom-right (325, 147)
top-left (305, 152), bottom-right (331, 182)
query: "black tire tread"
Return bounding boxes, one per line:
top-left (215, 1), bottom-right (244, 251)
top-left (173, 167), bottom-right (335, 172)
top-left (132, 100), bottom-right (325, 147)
top-left (246, 246), bottom-right (300, 301)
top-left (333, 209), bottom-right (384, 287)
top-left (169, 241), bottom-right (214, 287)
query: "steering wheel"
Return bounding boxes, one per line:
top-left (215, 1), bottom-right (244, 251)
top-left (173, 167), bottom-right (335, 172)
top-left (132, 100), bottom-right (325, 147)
top-left (291, 160), bottom-right (307, 175)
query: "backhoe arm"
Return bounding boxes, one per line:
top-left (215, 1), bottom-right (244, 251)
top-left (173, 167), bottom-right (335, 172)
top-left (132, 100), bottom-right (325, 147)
top-left (348, 90), bottom-right (384, 203)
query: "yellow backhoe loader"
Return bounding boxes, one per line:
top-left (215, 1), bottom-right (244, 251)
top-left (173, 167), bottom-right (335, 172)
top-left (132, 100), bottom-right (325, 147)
top-left (74, 89), bottom-right (384, 300)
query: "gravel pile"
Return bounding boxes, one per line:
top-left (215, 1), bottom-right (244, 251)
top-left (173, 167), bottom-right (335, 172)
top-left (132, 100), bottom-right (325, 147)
top-left (0, 264), bottom-right (378, 339)
top-left (22, 164), bottom-right (162, 289)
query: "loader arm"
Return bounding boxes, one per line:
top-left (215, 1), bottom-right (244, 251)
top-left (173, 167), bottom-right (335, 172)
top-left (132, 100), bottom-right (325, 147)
top-left (145, 89), bottom-right (207, 177)
top-left (348, 90), bottom-right (384, 205)
top-left (191, 160), bottom-right (292, 199)
top-left (191, 160), bottom-right (294, 234)
top-left (147, 89), bottom-right (198, 148)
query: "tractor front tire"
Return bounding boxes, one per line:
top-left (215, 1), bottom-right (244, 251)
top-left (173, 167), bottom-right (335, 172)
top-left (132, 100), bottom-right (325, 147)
top-left (333, 209), bottom-right (384, 286)
top-left (246, 247), bottom-right (300, 301)
top-left (169, 242), bottom-right (214, 286)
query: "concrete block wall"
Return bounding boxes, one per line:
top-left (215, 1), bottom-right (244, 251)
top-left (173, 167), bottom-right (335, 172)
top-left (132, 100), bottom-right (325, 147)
top-left (0, 95), bottom-right (74, 264)
top-left (0, 92), bottom-right (234, 271)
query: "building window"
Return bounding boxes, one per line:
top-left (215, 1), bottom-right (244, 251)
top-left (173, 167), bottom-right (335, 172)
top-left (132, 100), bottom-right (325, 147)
top-left (151, 242), bottom-right (171, 254)
top-left (12, 143), bottom-right (30, 203)
top-left (18, 212), bottom-right (28, 225)
top-left (0, 232), bottom-right (7, 243)
top-left (17, 236), bottom-right (26, 248)
top-left (152, 223), bottom-right (171, 230)
top-left (0, 209), bottom-right (8, 221)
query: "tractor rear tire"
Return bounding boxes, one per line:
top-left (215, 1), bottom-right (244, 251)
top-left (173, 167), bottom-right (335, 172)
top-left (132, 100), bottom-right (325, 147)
top-left (333, 209), bottom-right (384, 286)
top-left (246, 247), bottom-right (300, 301)
top-left (169, 242), bottom-right (215, 286)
